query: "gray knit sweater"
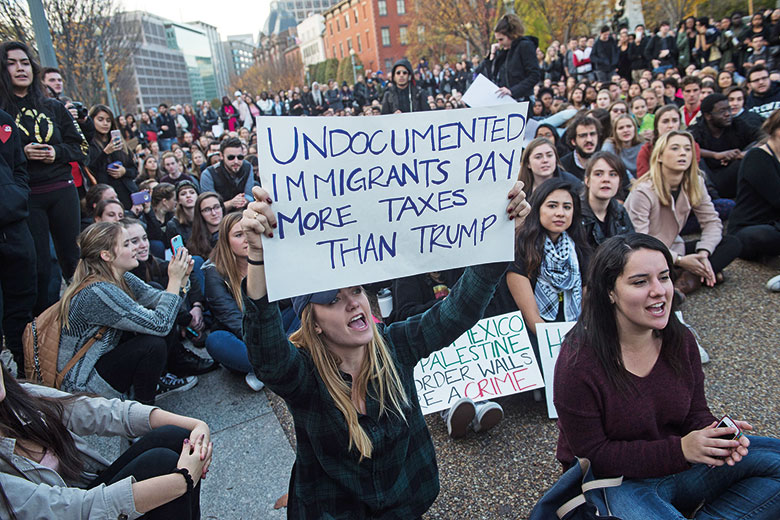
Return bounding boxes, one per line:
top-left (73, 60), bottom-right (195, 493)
top-left (57, 272), bottom-right (182, 398)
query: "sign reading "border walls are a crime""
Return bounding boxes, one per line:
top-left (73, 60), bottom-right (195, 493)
top-left (414, 310), bottom-right (544, 415)
top-left (255, 104), bottom-right (527, 301)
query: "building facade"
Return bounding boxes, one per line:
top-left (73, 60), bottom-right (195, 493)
top-left (277, 0), bottom-right (342, 23)
top-left (164, 22), bottom-right (216, 102)
top-left (322, 0), bottom-right (411, 76)
top-left (297, 14), bottom-right (327, 68)
top-left (223, 36), bottom-right (256, 79)
top-left (122, 11), bottom-right (192, 111)
top-left (189, 21), bottom-right (231, 99)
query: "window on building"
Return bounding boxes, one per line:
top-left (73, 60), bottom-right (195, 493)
top-left (354, 8), bottom-right (359, 23)
top-left (357, 34), bottom-right (362, 52)
top-left (417, 25), bottom-right (425, 42)
top-left (339, 42), bottom-right (344, 58)
top-left (366, 29), bottom-right (371, 48)
top-left (378, 0), bottom-right (387, 16)
top-left (399, 25), bottom-right (408, 45)
top-left (397, 0), bottom-right (406, 15)
top-left (381, 27), bottom-right (391, 46)
top-left (385, 58), bottom-right (392, 71)
top-left (347, 38), bottom-right (353, 51)
top-left (329, 22), bottom-right (333, 36)
top-left (344, 14), bottom-right (349, 29)
top-left (332, 45), bottom-right (336, 57)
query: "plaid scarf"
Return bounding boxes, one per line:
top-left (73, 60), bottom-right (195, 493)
top-left (534, 232), bottom-right (582, 322)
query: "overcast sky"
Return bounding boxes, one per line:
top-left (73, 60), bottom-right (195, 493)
top-left (126, 0), bottom-right (272, 42)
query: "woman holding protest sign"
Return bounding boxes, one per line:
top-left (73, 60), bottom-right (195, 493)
top-left (239, 182), bottom-right (530, 518)
top-left (552, 232), bottom-right (780, 519)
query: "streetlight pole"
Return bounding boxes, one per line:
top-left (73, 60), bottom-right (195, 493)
top-left (27, 0), bottom-right (58, 68)
top-left (464, 22), bottom-right (472, 59)
top-left (349, 49), bottom-right (357, 84)
top-left (94, 28), bottom-right (117, 114)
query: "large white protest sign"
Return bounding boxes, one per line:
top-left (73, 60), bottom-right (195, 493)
top-left (413, 311), bottom-right (544, 415)
top-left (256, 104), bottom-right (528, 301)
top-left (537, 321), bottom-right (576, 419)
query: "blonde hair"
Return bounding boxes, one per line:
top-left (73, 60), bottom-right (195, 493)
top-left (289, 306), bottom-right (410, 460)
top-left (209, 213), bottom-right (245, 312)
top-left (59, 222), bottom-right (133, 328)
top-left (608, 114), bottom-right (642, 154)
top-left (636, 130), bottom-right (703, 207)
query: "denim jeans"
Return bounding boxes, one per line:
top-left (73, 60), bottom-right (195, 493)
top-left (158, 137), bottom-right (173, 151)
top-left (206, 330), bottom-right (252, 373)
top-left (598, 435), bottom-right (780, 519)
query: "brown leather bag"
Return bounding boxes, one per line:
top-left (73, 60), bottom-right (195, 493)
top-left (22, 284), bottom-right (107, 389)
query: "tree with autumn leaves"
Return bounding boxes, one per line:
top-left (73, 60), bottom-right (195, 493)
top-left (0, 0), bottom-right (139, 111)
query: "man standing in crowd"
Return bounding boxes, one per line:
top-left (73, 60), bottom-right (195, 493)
top-left (381, 58), bottom-right (429, 114)
top-left (591, 26), bottom-right (618, 83)
top-left (560, 116), bottom-right (601, 179)
top-left (689, 93), bottom-right (763, 199)
top-left (645, 22), bottom-right (678, 74)
top-left (0, 107), bottom-right (36, 372)
top-left (681, 76), bottom-right (703, 127)
top-left (197, 101), bottom-right (219, 132)
top-left (200, 137), bottom-right (254, 212)
top-left (746, 64), bottom-right (780, 118)
top-left (156, 103), bottom-right (177, 151)
top-left (573, 36), bottom-right (593, 81)
top-left (631, 24), bottom-right (650, 81)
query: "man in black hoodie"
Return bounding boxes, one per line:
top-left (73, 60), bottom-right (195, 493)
top-left (0, 107), bottom-right (36, 371)
top-left (381, 58), bottom-right (429, 114)
top-left (591, 26), bottom-right (619, 82)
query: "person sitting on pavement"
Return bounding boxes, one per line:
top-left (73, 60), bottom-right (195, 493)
top-left (504, 178), bottom-right (591, 361)
top-left (57, 222), bottom-right (197, 404)
top-left (728, 109), bottom-right (780, 262)
top-left (198, 137), bottom-right (254, 213)
top-left (745, 63), bottom-right (780, 119)
top-left (238, 182), bottom-right (530, 518)
top-left (518, 137), bottom-right (583, 197)
top-left (601, 114), bottom-right (645, 178)
top-left (688, 93), bottom-right (763, 199)
top-left (93, 199), bottom-right (125, 224)
top-left (725, 85), bottom-right (764, 131)
top-left (164, 180), bottom-right (198, 247)
top-left (624, 130), bottom-right (742, 298)
top-left (203, 213), bottom-right (265, 391)
top-left (636, 104), bottom-right (702, 178)
top-left (124, 218), bottom-right (215, 369)
top-left (0, 363), bottom-right (212, 519)
top-left (560, 115), bottom-right (602, 179)
top-left (159, 151), bottom-right (199, 191)
top-left (580, 151), bottom-right (635, 249)
top-left (391, 268), bottom-right (505, 438)
top-left (554, 232), bottom-right (780, 520)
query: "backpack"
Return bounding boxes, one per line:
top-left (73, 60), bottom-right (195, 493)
top-left (22, 284), bottom-right (107, 389)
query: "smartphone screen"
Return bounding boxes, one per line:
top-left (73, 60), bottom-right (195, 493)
top-left (715, 415), bottom-right (742, 441)
top-left (170, 234), bottom-right (184, 256)
top-left (110, 129), bottom-right (123, 145)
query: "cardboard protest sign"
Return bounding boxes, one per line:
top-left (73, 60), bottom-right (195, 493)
top-left (255, 104), bottom-right (528, 301)
top-left (537, 321), bottom-right (576, 419)
top-left (413, 311), bottom-right (544, 415)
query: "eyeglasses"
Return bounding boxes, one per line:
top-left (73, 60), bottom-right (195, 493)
top-left (201, 204), bottom-right (222, 214)
top-left (226, 154), bottom-right (245, 161)
top-left (750, 75), bottom-right (770, 83)
top-left (394, 70), bottom-right (409, 76)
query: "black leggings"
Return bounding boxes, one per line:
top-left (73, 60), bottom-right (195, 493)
top-left (684, 235), bottom-right (742, 274)
top-left (732, 224), bottom-right (780, 260)
top-left (0, 220), bottom-right (37, 368)
top-left (88, 425), bottom-right (200, 519)
top-left (28, 185), bottom-right (81, 313)
top-left (95, 333), bottom-right (167, 405)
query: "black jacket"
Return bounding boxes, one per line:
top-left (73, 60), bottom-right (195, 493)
top-left (591, 36), bottom-right (619, 72)
top-left (644, 35), bottom-right (679, 66)
top-left (484, 36), bottom-right (541, 101)
top-left (381, 59), bottom-right (430, 114)
top-left (197, 108), bottom-right (219, 130)
top-left (0, 108), bottom-right (29, 227)
top-left (12, 95), bottom-right (87, 187)
top-left (746, 81), bottom-right (780, 119)
top-left (580, 197), bottom-right (634, 249)
top-left (203, 260), bottom-right (242, 336)
top-left (88, 138), bottom-right (139, 208)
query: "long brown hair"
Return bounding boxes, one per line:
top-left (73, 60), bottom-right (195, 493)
top-left (187, 192), bottom-right (224, 257)
top-left (88, 104), bottom-right (131, 155)
top-left (208, 213), bottom-right (245, 312)
top-left (59, 222), bottom-right (133, 328)
top-left (289, 307), bottom-right (410, 460)
top-left (608, 114), bottom-right (642, 154)
top-left (518, 137), bottom-right (559, 196)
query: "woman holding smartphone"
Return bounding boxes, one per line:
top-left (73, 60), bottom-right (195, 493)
top-left (88, 104), bottom-right (139, 209)
top-left (0, 41), bottom-right (87, 313)
top-left (554, 232), bottom-right (780, 519)
top-left (239, 183), bottom-right (530, 518)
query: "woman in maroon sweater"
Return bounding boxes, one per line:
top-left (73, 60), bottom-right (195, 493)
top-left (554, 232), bottom-right (780, 519)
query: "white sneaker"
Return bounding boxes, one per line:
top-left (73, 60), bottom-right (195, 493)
top-left (245, 372), bottom-right (265, 392)
top-left (767, 274), bottom-right (780, 292)
top-left (444, 397), bottom-right (475, 438)
top-left (471, 401), bottom-right (504, 433)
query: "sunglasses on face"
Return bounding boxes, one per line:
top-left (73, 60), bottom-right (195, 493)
top-left (226, 154), bottom-right (245, 161)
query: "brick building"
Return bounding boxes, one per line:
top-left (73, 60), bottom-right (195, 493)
top-left (322, 0), bottom-right (412, 76)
